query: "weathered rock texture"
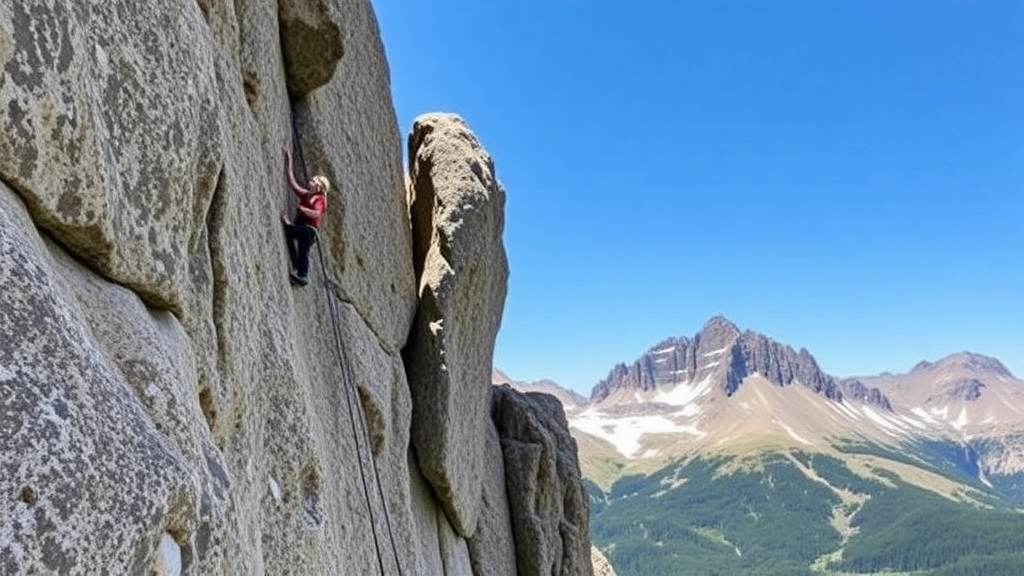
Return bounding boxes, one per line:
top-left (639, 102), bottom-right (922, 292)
top-left (492, 385), bottom-right (595, 576)
top-left (0, 2), bottom-right (588, 576)
top-left (405, 113), bottom-right (509, 537)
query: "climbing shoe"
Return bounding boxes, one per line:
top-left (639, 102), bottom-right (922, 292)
top-left (289, 272), bottom-right (309, 286)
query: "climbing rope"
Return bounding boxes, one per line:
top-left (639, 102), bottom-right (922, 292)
top-left (289, 114), bottom-right (405, 576)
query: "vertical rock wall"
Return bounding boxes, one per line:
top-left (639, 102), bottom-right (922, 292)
top-left (0, 2), bottom-right (593, 575)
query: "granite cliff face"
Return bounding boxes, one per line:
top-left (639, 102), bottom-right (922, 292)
top-left (0, 2), bottom-right (590, 575)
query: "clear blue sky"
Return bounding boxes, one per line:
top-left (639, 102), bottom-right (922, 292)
top-left (375, 1), bottom-right (1024, 394)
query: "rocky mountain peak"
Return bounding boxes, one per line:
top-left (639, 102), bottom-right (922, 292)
top-left (590, 317), bottom-right (890, 410)
top-left (701, 315), bottom-right (740, 337)
top-left (858, 352), bottom-right (1024, 432)
top-left (589, 316), bottom-right (741, 403)
top-left (919, 352), bottom-right (1014, 379)
top-left (696, 316), bottom-right (741, 356)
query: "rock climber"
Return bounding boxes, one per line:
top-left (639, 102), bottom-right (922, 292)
top-left (280, 149), bottom-right (329, 286)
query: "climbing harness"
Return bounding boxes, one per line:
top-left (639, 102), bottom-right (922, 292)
top-left (289, 114), bottom-right (405, 576)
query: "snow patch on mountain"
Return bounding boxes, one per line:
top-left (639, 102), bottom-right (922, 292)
top-left (652, 377), bottom-right (714, 407)
top-left (897, 414), bottom-right (929, 431)
top-left (674, 404), bottom-right (702, 418)
top-left (952, 407), bottom-right (970, 431)
top-left (571, 409), bottom-right (705, 458)
top-left (911, 407), bottom-right (938, 424)
top-left (825, 401), bottom-right (861, 422)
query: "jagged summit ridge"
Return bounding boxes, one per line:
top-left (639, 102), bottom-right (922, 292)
top-left (591, 316), bottom-right (889, 410)
top-left (588, 315), bottom-right (739, 403)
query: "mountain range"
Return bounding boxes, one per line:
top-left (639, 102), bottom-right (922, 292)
top-left (495, 316), bottom-right (1024, 575)
top-left (497, 316), bottom-right (1024, 492)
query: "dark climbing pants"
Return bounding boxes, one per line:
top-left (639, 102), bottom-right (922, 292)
top-left (284, 222), bottom-right (317, 279)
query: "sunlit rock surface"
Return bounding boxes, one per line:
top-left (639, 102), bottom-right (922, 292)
top-left (405, 113), bottom-right (509, 537)
top-left (0, 2), bottom-right (592, 575)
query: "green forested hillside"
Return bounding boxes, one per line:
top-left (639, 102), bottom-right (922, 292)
top-left (589, 452), bottom-right (1024, 576)
top-left (833, 480), bottom-right (1024, 574)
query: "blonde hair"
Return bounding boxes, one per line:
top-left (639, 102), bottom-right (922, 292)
top-left (311, 175), bottom-right (330, 194)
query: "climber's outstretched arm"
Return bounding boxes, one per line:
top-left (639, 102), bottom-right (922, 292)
top-left (284, 149), bottom-right (310, 197)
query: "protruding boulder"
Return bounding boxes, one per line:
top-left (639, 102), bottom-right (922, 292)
top-left (278, 0), bottom-right (344, 97)
top-left (405, 113), bottom-right (509, 537)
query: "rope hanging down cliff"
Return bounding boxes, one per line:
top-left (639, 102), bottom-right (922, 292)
top-left (288, 115), bottom-right (405, 576)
